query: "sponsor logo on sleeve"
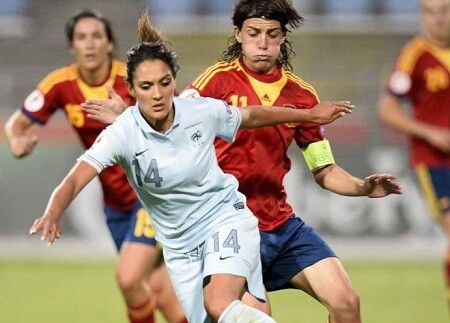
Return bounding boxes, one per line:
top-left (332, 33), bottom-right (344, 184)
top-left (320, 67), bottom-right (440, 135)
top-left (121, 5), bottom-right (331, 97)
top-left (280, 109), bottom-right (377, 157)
top-left (389, 71), bottom-right (411, 95)
top-left (24, 89), bottom-right (45, 112)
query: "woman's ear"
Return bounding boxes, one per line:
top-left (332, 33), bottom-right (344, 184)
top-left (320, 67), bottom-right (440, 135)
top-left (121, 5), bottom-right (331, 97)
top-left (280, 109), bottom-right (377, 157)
top-left (107, 42), bottom-right (114, 55)
top-left (234, 27), bottom-right (242, 43)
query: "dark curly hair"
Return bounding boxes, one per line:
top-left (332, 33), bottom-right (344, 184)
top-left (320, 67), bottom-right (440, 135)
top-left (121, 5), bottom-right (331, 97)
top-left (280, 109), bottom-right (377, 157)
top-left (221, 0), bottom-right (304, 71)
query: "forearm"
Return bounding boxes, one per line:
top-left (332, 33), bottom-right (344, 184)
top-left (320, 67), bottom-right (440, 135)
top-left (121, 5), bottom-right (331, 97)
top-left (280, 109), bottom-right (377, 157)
top-left (4, 111), bottom-right (29, 142)
top-left (44, 162), bottom-right (97, 220)
top-left (314, 164), bottom-right (366, 197)
top-left (378, 94), bottom-right (431, 140)
top-left (43, 180), bottom-right (78, 220)
top-left (240, 105), bottom-right (310, 128)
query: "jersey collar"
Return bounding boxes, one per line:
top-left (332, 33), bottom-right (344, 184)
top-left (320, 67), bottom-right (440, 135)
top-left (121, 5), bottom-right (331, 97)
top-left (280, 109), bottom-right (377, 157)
top-left (131, 101), bottom-right (180, 135)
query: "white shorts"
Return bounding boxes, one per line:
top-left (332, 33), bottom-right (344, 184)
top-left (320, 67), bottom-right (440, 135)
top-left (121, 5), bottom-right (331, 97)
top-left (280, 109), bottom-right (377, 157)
top-left (163, 214), bottom-right (265, 322)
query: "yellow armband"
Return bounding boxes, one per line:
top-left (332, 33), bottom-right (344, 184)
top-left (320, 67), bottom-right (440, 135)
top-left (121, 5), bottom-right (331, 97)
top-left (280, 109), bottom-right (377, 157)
top-left (301, 139), bottom-right (335, 171)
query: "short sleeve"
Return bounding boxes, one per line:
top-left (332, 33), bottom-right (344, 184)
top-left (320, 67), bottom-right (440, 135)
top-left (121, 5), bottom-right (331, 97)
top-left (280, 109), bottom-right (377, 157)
top-left (205, 98), bottom-right (242, 142)
top-left (78, 124), bottom-right (124, 173)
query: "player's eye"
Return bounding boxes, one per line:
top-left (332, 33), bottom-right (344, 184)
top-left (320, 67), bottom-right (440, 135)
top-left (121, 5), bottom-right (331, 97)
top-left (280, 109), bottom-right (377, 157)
top-left (161, 79), bottom-right (172, 87)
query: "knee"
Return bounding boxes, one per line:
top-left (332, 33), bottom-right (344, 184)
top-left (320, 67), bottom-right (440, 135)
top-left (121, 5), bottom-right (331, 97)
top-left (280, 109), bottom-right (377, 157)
top-left (116, 268), bottom-right (141, 293)
top-left (330, 288), bottom-right (360, 316)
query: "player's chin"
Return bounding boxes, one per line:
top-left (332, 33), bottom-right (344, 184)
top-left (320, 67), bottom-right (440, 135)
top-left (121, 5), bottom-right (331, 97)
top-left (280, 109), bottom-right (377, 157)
top-left (252, 60), bottom-right (276, 73)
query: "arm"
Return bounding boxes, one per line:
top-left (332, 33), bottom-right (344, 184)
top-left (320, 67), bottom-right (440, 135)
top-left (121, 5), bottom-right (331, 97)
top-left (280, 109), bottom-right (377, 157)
top-left (378, 93), bottom-right (450, 153)
top-left (313, 164), bottom-right (402, 198)
top-left (239, 101), bottom-right (354, 129)
top-left (29, 161), bottom-right (98, 245)
top-left (4, 110), bottom-right (39, 158)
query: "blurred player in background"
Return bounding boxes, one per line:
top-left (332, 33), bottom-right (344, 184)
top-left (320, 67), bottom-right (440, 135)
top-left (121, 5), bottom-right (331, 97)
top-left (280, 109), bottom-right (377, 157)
top-left (180, 0), bottom-right (403, 322)
top-left (3, 8), bottom-right (185, 323)
top-left (378, 0), bottom-right (450, 312)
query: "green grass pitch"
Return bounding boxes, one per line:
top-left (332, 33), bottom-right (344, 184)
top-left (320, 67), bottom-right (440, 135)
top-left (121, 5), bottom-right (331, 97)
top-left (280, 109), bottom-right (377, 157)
top-left (0, 259), bottom-right (446, 322)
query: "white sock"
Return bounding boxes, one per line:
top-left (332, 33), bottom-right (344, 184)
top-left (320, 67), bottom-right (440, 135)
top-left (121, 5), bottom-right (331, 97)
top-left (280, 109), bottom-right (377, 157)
top-left (218, 300), bottom-right (276, 323)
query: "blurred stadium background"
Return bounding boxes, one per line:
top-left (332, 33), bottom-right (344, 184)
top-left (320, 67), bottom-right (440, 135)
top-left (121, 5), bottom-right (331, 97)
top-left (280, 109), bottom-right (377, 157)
top-left (0, 0), bottom-right (448, 322)
top-left (0, 0), bottom-right (444, 258)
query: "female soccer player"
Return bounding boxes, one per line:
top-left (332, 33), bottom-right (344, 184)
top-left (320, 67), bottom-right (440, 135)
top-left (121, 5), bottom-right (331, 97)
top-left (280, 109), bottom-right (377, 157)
top-left (4, 9), bottom-right (185, 323)
top-left (181, 1), bottom-right (404, 322)
top-left (378, 0), bottom-right (450, 312)
top-left (29, 11), bottom-right (355, 323)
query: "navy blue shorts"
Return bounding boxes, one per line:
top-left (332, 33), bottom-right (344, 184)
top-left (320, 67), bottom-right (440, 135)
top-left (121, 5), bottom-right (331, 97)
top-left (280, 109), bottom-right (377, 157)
top-left (260, 215), bottom-right (336, 291)
top-left (105, 201), bottom-right (158, 251)
top-left (414, 165), bottom-right (450, 222)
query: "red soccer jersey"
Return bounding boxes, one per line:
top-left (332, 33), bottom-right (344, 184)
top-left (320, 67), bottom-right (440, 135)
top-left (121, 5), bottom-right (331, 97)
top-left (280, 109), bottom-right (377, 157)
top-left (387, 36), bottom-right (450, 167)
top-left (185, 58), bottom-right (324, 231)
top-left (21, 59), bottom-right (137, 211)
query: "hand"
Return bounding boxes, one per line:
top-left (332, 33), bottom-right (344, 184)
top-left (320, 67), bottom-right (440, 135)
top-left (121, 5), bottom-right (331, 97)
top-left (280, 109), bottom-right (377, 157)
top-left (29, 214), bottom-right (62, 246)
top-left (80, 85), bottom-right (127, 124)
top-left (9, 134), bottom-right (38, 158)
top-left (362, 174), bottom-right (403, 198)
top-left (309, 101), bottom-right (354, 125)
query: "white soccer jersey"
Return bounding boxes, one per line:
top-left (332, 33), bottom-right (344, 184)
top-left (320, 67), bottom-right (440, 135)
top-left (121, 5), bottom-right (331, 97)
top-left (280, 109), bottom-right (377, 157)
top-left (80, 96), bottom-right (253, 252)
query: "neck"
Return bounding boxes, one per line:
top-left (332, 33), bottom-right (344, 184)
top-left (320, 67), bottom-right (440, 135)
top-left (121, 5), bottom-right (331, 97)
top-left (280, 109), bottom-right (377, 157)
top-left (424, 32), bottom-right (450, 47)
top-left (78, 60), bottom-right (111, 86)
top-left (141, 106), bottom-right (174, 134)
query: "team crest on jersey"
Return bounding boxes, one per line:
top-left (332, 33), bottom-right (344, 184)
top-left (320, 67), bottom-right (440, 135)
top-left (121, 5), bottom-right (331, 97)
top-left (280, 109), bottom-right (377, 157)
top-left (24, 89), bottom-right (45, 112)
top-left (185, 122), bottom-right (206, 148)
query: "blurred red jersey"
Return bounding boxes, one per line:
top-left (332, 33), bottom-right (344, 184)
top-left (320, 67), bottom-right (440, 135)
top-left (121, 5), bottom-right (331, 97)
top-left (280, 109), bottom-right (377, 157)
top-left (387, 36), bottom-right (450, 167)
top-left (21, 59), bottom-right (137, 211)
top-left (185, 58), bottom-right (324, 231)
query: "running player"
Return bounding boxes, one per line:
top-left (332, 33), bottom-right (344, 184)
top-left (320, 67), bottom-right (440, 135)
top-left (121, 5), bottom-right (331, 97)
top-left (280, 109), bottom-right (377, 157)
top-left (181, 1), bottom-right (403, 322)
top-left (3, 9), bottom-right (185, 323)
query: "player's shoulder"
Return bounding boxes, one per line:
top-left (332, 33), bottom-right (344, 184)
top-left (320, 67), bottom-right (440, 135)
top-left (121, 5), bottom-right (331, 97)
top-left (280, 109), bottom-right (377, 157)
top-left (284, 69), bottom-right (319, 99)
top-left (396, 36), bottom-right (429, 69)
top-left (174, 97), bottom-right (228, 118)
top-left (38, 64), bottom-right (78, 90)
top-left (174, 96), bottom-right (219, 108)
top-left (106, 106), bottom-right (137, 140)
top-left (191, 59), bottom-right (240, 89)
top-left (110, 59), bottom-right (127, 77)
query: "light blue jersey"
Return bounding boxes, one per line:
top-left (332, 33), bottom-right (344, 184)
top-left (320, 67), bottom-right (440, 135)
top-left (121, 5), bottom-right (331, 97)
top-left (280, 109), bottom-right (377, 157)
top-left (80, 97), bottom-right (254, 252)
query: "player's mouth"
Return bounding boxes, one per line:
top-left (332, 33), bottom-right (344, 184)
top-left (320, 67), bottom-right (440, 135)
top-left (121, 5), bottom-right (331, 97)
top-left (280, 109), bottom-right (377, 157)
top-left (84, 54), bottom-right (97, 61)
top-left (152, 103), bottom-right (165, 111)
top-left (254, 55), bottom-right (271, 61)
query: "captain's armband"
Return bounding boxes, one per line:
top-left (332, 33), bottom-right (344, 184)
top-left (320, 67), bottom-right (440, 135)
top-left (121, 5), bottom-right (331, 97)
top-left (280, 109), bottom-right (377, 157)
top-left (301, 139), bottom-right (335, 171)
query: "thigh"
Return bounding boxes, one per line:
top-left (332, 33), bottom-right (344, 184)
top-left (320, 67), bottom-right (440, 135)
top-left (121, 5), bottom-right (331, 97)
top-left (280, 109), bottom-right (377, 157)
top-left (163, 246), bottom-right (208, 323)
top-left (118, 242), bottom-right (161, 279)
top-left (203, 216), bottom-right (266, 303)
top-left (261, 216), bottom-right (336, 291)
top-left (291, 257), bottom-right (355, 305)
